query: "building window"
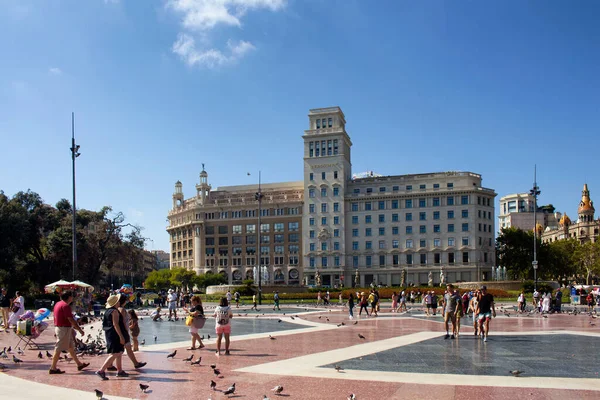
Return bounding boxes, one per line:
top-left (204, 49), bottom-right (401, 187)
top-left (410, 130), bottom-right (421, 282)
top-left (462, 252), bottom-right (469, 263)
top-left (288, 222), bottom-right (299, 231)
top-left (334, 256), bottom-right (340, 266)
top-left (352, 256), bottom-right (359, 267)
top-left (352, 216), bottom-right (358, 224)
top-left (365, 215), bottom-right (372, 224)
top-left (379, 227), bottom-right (385, 235)
top-left (405, 199), bottom-right (413, 208)
top-left (461, 195), bottom-right (469, 205)
top-left (462, 223), bottom-right (469, 232)
top-left (365, 202), bottom-right (372, 211)
top-left (366, 256), bottom-right (372, 267)
top-left (448, 252), bottom-right (455, 264)
top-left (419, 225), bottom-right (426, 234)
top-left (448, 224), bottom-right (454, 232)
top-left (420, 253), bottom-right (427, 264)
top-left (379, 254), bottom-right (386, 266)
top-left (433, 183), bottom-right (440, 189)
top-left (333, 216), bottom-right (339, 224)
top-left (352, 229), bottom-right (359, 237)
top-left (354, 188), bottom-right (360, 194)
top-left (321, 203), bottom-right (327, 213)
top-left (462, 237), bottom-right (469, 246)
top-left (419, 198), bottom-right (426, 207)
top-left (309, 243), bottom-right (315, 251)
top-left (420, 239), bottom-right (426, 248)
top-left (333, 202), bottom-right (339, 212)
top-left (447, 196), bottom-right (454, 206)
top-left (448, 237), bottom-right (455, 247)
top-left (309, 142), bottom-right (314, 157)
top-left (309, 173), bottom-right (313, 181)
top-left (392, 240), bottom-right (399, 248)
top-left (434, 238), bottom-right (441, 247)
top-left (447, 183), bottom-right (454, 188)
top-left (392, 226), bottom-right (399, 235)
top-left (393, 186), bottom-right (399, 192)
top-left (309, 218), bottom-right (315, 226)
top-left (321, 217), bottom-right (327, 225)
top-left (379, 187), bottom-right (386, 193)
top-left (379, 214), bottom-right (385, 223)
top-left (406, 226), bottom-right (413, 234)
top-left (309, 230), bottom-right (315, 239)
top-left (392, 213), bottom-right (399, 222)
top-left (365, 228), bottom-right (372, 236)
top-left (406, 239), bottom-right (413, 248)
top-left (334, 171), bottom-right (338, 179)
top-left (434, 253), bottom-right (441, 263)
top-left (447, 210), bottom-right (454, 219)
top-left (406, 213), bottom-right (413, 221)
top-left (310, 257), bottom-right (315, 267)
top-left (433, 225), bottom-right (440, 233)
top-left (321, 242), bottom-right (327, 251)
top-left (333, 139), bottom-right (338, 155)
top-left (462, 210), bottom-right (468, 218)
top-left (378, 201), bottom-right (385, 210)
top-left (419, 212), bottom-right (426, 221)
top-left (392, 200), bottom-right (399, 209)
top-left (309, 204), bottom-right (315, 213)
top-left (352, 241), bottom-right (359, 250)
top-left (333, 187), bottom-right (339, 196)
top-left (365, 241), bottom-right (372, 250)
top-left (334, 242), bottom-right (340, 251)
top-left (433, 211), bottom-right (440, 220)
top-left (309, 189), bottom-right (315, 198)
top-left (366, 188), bottom-right (373, 194)
top-left (328, 117), bottom-right (332, 127)
top-left (321, 171), bottom-right (326, 180)
top-left (406, 254), bottom-right (413, 264)
top-left (420, 184), bottom-right (426, 190)
top-left (321, 188), bottom-right (327, 197)
top-left (379, 240), bottom-right (386, 249)
top-left (352, 203), bottom-right (359, 211)
top-left (433, 197), bottom-right (440, 207)
top-left (406, 185), bottom-right (412, 191)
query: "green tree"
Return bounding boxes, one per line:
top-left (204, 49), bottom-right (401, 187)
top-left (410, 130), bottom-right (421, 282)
top-left (573, 240), bottom-right (600, 284)
top-left (496, 227), bottom-right (536, 279)
top-left (170, 267), bottom-right (199, 291)
top-left (144, 269), bottom-right (172, 291)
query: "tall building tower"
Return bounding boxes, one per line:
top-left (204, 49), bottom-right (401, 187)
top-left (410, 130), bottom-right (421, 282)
top-left (578, 183), bottom-right (595, 223)
top-left (302, 107), bottom-right (352, 287)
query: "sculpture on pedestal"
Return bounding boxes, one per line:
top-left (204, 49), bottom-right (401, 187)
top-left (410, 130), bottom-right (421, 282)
top-left (355, 269), bottom-right (360, 287)
top-left (315, 270), bottom-right (321, 287)
top-left (428, 271), bottom-right (433, 287)
top-left (400, 269), bottom-right (406, 287)
top-left (440, 267), bottom-right (446, 287)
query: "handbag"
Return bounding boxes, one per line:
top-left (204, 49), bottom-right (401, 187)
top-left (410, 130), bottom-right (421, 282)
top-left (192, 316), bottom-right (206, 329)
top-left (185, 315), bottom-right (193, 326)
top-left (11, 302), bottom-right (20, 314)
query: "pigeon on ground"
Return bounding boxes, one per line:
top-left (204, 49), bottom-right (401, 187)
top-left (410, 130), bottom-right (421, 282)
top-left (272, 385), bottom-right (284, 394)
top-left (213, 368), bottom-right (221, 376)
top-left (290, 316), bottom-right (295, 320)
top-left (38, 352), bottom-right (43, 359)
top-left (223, 383), bottom-right (236, 395)
top-left (183, 354), bottom-right (193, 362)
top-left (348, 394), bottom-right (356, 400)
top-left (509, 370), bottom-right (524, 377)
top-left (141, 339), bottom-right (145, 345)
top-left (167, 350), bottom-right (177, 359)
top-left (277, 319), bottom-right (282, 323)
top-left (7, 346), bottom-right (12, 353)
top-left (210, 364), bottom-right (216, 369)
top-left (191, 357), bottom-right (202, 365)
top-left (207, 334), bottom-right (211, 339)
top-left (94, 389), bottom-right (103, 399)
top-left (210, 380), bottom-right (217, 390)
top-left (353, 321), bottom-right (358, 325)
top-left (140, 383), bottom-right (150, 392)
top-left (46, 351), bottom-right (53, 358)
top-left (358, 334), bottom-right (366, 339)
top-left (269, 335), bottom-right (276, 340)
top-left (0, 363), bottom-right (7, 370)
top-left (154, 335), bottom-right (157, 342)
top-left (335, 365), bottom-right (344, 372)
top-left (12, 355), bottom-right (23, 364)
top-left (17, 347), bottom-right (24, 355)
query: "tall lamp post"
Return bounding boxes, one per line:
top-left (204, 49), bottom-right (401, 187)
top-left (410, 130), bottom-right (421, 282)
top-left (253, 172), bottom-right (264, 305)
top-left (530, 165), bottom-right (540, 291)
top-left (70, 112), bottom-right (81, 281)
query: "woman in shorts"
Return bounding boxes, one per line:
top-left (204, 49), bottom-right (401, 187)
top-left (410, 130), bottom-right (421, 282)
top-left (185, 295), bottom-right (205, 350)
top-left (213, 297), bottom-right (233, 356)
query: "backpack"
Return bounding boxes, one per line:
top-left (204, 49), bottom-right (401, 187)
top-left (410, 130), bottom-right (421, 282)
top-left (216, 306), bottom-right (231, 325)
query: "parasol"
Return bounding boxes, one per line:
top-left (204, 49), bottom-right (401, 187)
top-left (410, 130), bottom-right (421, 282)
top-left (70, 280), bottom-right (95, 292)
top-left (44, 280), bottom-right (72, 293)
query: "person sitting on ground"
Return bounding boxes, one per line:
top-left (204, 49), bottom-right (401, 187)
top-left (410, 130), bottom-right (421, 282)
top-left (151, 306), bottom-right (162, 321)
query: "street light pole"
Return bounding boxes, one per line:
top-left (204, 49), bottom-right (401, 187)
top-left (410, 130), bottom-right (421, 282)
top-left (70, 112), bottom-right (81, 281)
top-left (255, 171), bottom-right (263, 305)
top-left (530, 165), bottom-right (540, 291)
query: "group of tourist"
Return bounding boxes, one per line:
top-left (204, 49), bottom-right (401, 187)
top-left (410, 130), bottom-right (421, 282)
top-left (0, 288), bottom-right (25, 330)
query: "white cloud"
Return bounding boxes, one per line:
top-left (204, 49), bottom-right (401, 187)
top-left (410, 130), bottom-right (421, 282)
top-left (173, 33), bottom-right (255, 68)
top-left (167, 0), bottom-right (285, 68)
top-left (48, 67), bottom-right (62, 75)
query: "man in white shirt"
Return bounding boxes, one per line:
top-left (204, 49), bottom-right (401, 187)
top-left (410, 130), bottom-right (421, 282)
top-left (167, 289), bottom-right (178, 321)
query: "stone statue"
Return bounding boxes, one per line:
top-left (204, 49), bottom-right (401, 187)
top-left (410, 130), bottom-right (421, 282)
top-left (440, 267), bottom-right (446, 287)
top-left (355, 269), bottom-right (360, 286)
top-left (315, 271), bottom-right (321, 287)
top-left (428, 271), bottom-right (433, 287)
top-left (400, 269), bottom-right (406, 287)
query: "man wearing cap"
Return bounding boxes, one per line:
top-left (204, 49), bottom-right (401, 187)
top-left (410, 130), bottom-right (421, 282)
top-left (49, 291), bottom-right (89, 374)
top-left (167, 289), bottom-right (178, 321)
top-left (0, 288), bottom-right (10, 329)
top-left (475, 285), bottom-right (496, 342)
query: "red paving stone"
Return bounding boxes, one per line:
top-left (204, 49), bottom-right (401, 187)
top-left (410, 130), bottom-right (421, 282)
top-left (1, 307), bottom-right (599, 399)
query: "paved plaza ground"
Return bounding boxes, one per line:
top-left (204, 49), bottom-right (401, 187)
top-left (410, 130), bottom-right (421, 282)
top-left (0, 302), bottom-right (599, 399)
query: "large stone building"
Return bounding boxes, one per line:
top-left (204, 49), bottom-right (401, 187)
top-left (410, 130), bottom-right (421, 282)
top-left (498, 192), bottom-right (558, 233)
top-left (167, 107), bottom-right (497, 287)
top-left (542, 184), bottom-right (600, 244)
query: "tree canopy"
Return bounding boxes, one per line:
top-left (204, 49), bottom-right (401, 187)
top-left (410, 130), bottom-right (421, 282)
top-left (0, 189), bottom-right (145, 294)
top-left (144, 268), bottom-right (226, 291)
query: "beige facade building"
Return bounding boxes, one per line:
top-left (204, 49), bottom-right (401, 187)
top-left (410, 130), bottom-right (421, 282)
top-left (542, 184), bottom-right (600, 244)
top-left (167, 106), bottom-right (497, 287)
top-left (498, 192), bottom-right (559, 233)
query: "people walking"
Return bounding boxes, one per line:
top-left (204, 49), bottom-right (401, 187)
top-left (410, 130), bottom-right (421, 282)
top-left (96, 295), bottom-right (128, 380)
top-left (391, 292), bottom-right (398, 312)
top-left (0, 288), bottom-right (10, 329)
top-left (475, 286), bottom-right (496, 342)
top-left (517, 291), bottom-right (525, 313)
top-left (106, 294), bottom-right (146, 371)
top-left (358, 292), bottom-right (369, 317)
top-left (442, 284), bottom-right (461, 339)
top-left (273, 291), bottom-right (280, 311)
top-left (167, 289), bottom-right (178, 321)
top-left (251, 293), bottom-right (258, 310)
top-left (398, 291), bottom-right (407, 312)
top-left (468, 290), bottom-right (480, 335)
top-left (213, 297), bottom-right (233, 356)
top-left (184, 295), bottom-right (205, 350)
top-left (234, 291), bottom-right (240, 308)
top-left (128, 310), bottom-right (140, 352)
top-left (48, 291), bottom-right (89, 374)
top-left (348, 293), bottom-right (355, 320)
top-left (431, 291), bottom-right (438, 316)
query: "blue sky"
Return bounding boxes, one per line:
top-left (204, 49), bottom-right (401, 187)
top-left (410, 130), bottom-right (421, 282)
top-left (1, 0), bottom-right (599, 252)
